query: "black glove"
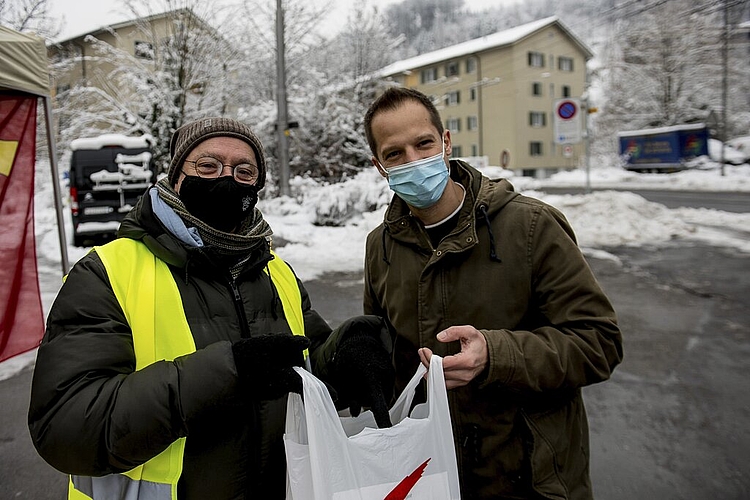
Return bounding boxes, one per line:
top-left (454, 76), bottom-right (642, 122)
top-left (333, 315), bottom-right (395, 428)
top-left (232, 334), bottom-right (310, 400)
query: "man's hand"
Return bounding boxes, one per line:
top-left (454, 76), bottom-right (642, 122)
top-left (418, 325), bottom-right (488, 390)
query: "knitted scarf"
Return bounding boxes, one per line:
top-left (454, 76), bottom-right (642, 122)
top-left (155, 177), bottom-right (273, 264)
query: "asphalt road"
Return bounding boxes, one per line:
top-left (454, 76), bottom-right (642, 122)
top-left (2, 191), bottom-right (748, 499)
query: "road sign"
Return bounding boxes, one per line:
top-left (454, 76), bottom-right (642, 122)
top-left (553, 98), bottom-right (582, 144)
top-left (562, 144), bottom-right (573, 158)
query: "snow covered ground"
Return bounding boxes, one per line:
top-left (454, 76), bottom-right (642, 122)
top-left (2, 158), bottom-right (749, 379)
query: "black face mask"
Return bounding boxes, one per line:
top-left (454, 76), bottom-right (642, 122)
top-left (179, 176), bottom-right (260, 233)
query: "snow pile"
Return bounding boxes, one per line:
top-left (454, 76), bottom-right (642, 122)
top-left (529, 163), bottom-right (750, 192)
top-left (539, 191), bottom-right (694, 247)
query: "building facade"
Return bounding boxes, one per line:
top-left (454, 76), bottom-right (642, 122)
top-left (376, 17), bottom-right (593, 178)
top-left (47, 9), bottom-right (219, 139)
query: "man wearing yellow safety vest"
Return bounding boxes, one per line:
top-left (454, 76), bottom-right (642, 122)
top-left (28, 118), bottom-right (396, 499)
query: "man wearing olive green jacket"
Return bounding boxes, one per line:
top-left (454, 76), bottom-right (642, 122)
top-left (362, 87), bottom-right (623, 499)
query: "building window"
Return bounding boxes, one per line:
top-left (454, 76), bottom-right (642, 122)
top-left (466, 57), bottom-right (477, 74)
top-left (532, 82), bottom-right (542, 96)
top-left (446, 117), bottom-right (461, 132)
top-left (528, 51), bottom-right (545, 67)
top-left (452, 145), bottom-right (462, 157)
top-left (445, 61), bottom-right (459, 77)
top-left (59, 44), bottom-right (82, 62)
top-left (55, 84), bottom-right (71, 97)
top-left (134, 41), bottom-right (154, 59)
top-left (530, 141), bottom-right (543, 156)
top-left (559, 57), bottom-right (574, 71)
top-left (470, 88), bottom-right (477, 101)
top-left (529, 112), bottom-right (546, 127)
top-left (52, 44), bottom-right (78, 63)
top-left (471, 144), bottom-right (479, 156)
top-left (421, 67), bottom-right (438, 84)
top-left (445, 91), bottom-right (460, 106)
top-left (562, 85), bottom-right (571, 97)
top-left (467, 115), bottom-right (478, 131)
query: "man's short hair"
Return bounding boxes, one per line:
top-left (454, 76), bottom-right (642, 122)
top-left (364, 87), bottom-right (444, 160)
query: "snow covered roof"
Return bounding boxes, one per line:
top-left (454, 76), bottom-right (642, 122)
top-left (50, 8), bottom-right (198, 46)
top-left (617, 123), bottom-right (707, 138)
top-left (376, 16), bottom-right (592, 78)
top-left (50, 13), bottom-right (133, 45)
top-left (70, 134), bottom-right (153, 151)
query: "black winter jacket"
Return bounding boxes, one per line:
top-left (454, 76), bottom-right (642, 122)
top-left (28, 190), bottom-right (333, 499)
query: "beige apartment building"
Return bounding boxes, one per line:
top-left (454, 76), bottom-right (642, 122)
top-left (47, 9), bottom-right (213, 135)
top-left (376, 17), bottom-right (593, 177)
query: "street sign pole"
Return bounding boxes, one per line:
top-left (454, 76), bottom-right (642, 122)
top-left (583, 99), bottom-right (591, 194)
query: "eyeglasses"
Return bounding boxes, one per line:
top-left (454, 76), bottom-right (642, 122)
top-left (183, 157), bottom-right (259, 184)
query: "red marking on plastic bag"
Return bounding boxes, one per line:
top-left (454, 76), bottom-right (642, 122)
top-left (384, 458), bottom-right (431, 500)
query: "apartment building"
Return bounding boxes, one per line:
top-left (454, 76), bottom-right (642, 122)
top-left (47, 9), bottom-right (216, 135)
top-left (376, 17), bottom-right (593, 178)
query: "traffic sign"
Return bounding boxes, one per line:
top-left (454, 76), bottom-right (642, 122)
top-left (553, 98), bottom-right (582, 144)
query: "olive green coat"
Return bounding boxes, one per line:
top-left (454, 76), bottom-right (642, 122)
top-left (364, 161), bottom-right (622, 499)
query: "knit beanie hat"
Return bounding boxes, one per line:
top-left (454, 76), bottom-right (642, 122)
top-left (167, 117), bottom-right (266, 189)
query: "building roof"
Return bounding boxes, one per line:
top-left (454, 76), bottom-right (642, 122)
top-left (376, 16), bottom-right (593, 78)
top-left (50, 8), bottom-right (198, 46)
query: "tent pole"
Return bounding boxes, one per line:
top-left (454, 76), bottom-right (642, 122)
top-left (43, 96), bottom-right (70, 275)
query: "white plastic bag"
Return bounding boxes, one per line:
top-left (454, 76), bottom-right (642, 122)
top-left (284, 355), bottom-right (461, 500)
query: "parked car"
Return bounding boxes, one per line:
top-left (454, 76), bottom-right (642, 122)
top-left (68, 134), bottom-right (154, 247)
top-left (725, 135), bottom-right (750, 164)
top-left (708, 138), bottom-right (748, 166)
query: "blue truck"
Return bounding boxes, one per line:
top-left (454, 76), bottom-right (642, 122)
top-left (618, 123), bottom-right (709, 172)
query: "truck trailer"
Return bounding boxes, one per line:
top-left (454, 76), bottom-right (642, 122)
top-left (618, 123), bottom-right (709, 173)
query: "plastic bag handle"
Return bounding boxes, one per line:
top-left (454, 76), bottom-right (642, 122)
top-left (388, 360), bottom-right (428, 423)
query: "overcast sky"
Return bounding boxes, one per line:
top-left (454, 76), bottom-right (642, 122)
top-left (49, 0), bottom-right (521, 41)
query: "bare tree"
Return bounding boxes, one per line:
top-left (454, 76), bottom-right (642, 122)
top-left (621, 0), bottom-right (719, 127)
top-left (0, 0), bottom-right (60, 38)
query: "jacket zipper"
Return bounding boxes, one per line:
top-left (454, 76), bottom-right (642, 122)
top-left (228, 278), bottom-right (251, 338)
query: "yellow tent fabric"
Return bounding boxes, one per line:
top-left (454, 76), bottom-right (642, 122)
top-left (0, 25), bottom-right (49, 96)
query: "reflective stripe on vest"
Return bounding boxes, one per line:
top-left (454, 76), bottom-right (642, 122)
top-left (69, 238), bottom-right (305, 500)
top-left (262, 252), bottom-right (308, 358)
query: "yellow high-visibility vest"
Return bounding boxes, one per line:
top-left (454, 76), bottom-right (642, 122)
top-left (69, 238), bottom-right (305, 500)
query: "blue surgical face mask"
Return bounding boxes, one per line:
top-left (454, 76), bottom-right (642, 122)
top-left (382, 142), bottom-right (449, 209)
